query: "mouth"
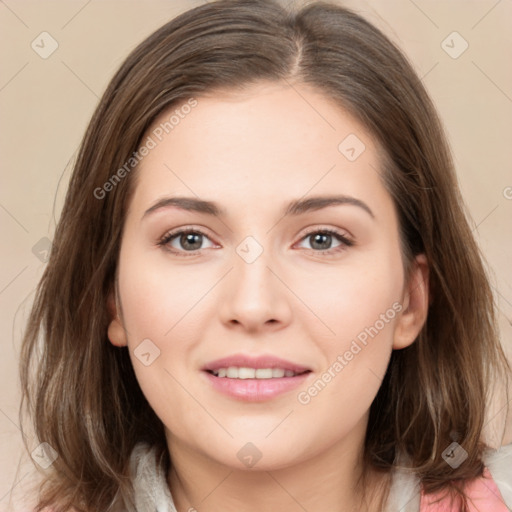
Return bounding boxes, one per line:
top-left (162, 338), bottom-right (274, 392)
top-left (201, 353), bottom-right (312, 375)
top-left (205, 367), bottom-right (311, 379)
top-left (200, 354), bottom-right (313, 401)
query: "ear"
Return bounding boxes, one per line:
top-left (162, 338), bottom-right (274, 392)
top-left (393, 253), bottom-right (429, 350)
top-left (107, 288), bottom-right (128, 347)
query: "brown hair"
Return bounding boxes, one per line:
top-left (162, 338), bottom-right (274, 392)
top-left (19, 0), bottom-right (511, 510)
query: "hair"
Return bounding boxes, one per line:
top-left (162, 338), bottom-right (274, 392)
top-left (19, 0), bottom-right (511, 510)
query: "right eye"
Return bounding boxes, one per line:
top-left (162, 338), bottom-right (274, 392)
top-left (158, 228), bottom-right (216, 256)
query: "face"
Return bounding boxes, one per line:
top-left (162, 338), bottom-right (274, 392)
top-left (108, 81), bottom-right (428, 471)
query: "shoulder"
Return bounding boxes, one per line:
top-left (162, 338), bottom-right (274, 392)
top-left (483, 443), bottom-right (512, 508)
top-left (420, 443), bottom-right (512, 512)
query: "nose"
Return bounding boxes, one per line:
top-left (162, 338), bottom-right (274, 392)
top-left (219, 242), bottom-right (292, 333)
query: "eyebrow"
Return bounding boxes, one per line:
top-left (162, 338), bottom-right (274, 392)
top-left (142, 194), bottom-right (375, 220)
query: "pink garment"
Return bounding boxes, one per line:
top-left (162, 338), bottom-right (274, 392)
top-left (420, 467), bottom-right (509, 511)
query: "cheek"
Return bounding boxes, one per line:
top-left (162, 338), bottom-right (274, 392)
top-left (295, 282), bottom-right (399, 433)
top-left (293, 252), bottom-right (403, 345)
top-left (115, 247), bottom-right (209, 394)
top-left (118, 248), bottom-right (212, 342)
top-left (292, 254), bottom-right (402, 404)
top-left (116, 252), bottom-right (207, 430)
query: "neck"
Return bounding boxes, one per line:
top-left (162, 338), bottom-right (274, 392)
top-left (166, 417), bottom-right (390, 512)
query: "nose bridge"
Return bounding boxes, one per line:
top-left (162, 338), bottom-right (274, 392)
top-left (233, 234), bottom-right (276, 304)
top-left (220, 234), bottom-right (290, 329)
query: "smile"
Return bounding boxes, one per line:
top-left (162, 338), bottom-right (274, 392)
top-left (202, 368), bottom-right (312, 401)
top-left (208, 367), bottom-right (309, 379)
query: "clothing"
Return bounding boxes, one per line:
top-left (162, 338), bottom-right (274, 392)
top-left (129, 443), bottom-right (176, 512)
top-left (126, 442), bottom-right (512, 512)
top-left (384, 443), bottom-right (512, 511)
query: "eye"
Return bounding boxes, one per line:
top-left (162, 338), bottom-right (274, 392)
top-left (158, 227), bottom-right (354, 257)
top-left (296, 228), bottom-right (354, 255)
top-left (158, 228), bottom-right (216, 256)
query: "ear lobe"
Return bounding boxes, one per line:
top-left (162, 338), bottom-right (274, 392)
top-left (393, 254), bottom-right (429, 350)
top-left (107, 290), bottom-right (128, 347)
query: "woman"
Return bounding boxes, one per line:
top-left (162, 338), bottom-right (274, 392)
top-left (19, 1), bottom-right (512, 510)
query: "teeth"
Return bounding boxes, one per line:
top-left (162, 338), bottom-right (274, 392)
top-left (211, 367), bottom-right (302, 379)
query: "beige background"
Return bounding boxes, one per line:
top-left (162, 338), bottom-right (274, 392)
top-left (1, 0), bottom-right (511, 509)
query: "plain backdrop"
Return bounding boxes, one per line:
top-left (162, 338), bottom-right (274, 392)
top-left (1, 0), bottom-right (511, 510)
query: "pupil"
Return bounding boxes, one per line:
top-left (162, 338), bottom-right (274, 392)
top-left (182, 233), bottom-right (202, 250)
top-left (312, 233), bottom-right (331, 250)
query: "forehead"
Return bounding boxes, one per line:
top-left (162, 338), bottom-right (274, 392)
top-left (130, 81), bottom-right (390, 215)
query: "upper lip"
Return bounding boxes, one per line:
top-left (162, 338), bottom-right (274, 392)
top-left (201, 354), bottom-right (311, 373)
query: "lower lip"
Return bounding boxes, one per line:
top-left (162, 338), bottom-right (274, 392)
top-left (202, 371), bottom-right (311, 402)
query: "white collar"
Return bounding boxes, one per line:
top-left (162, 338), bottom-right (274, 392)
top-left (126, 442), bottom-right (512, 512)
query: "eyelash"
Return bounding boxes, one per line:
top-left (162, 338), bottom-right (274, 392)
top-left (157, 227), bottom-right (354, 258)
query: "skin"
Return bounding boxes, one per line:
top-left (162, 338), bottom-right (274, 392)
top-left (107, 81), bottom-right (429, 512)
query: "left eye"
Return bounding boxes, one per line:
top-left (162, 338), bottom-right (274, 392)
top-left (296, 229), bottom-right (353, 253)
top-left (159, 229), bottom-right (215, 254)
